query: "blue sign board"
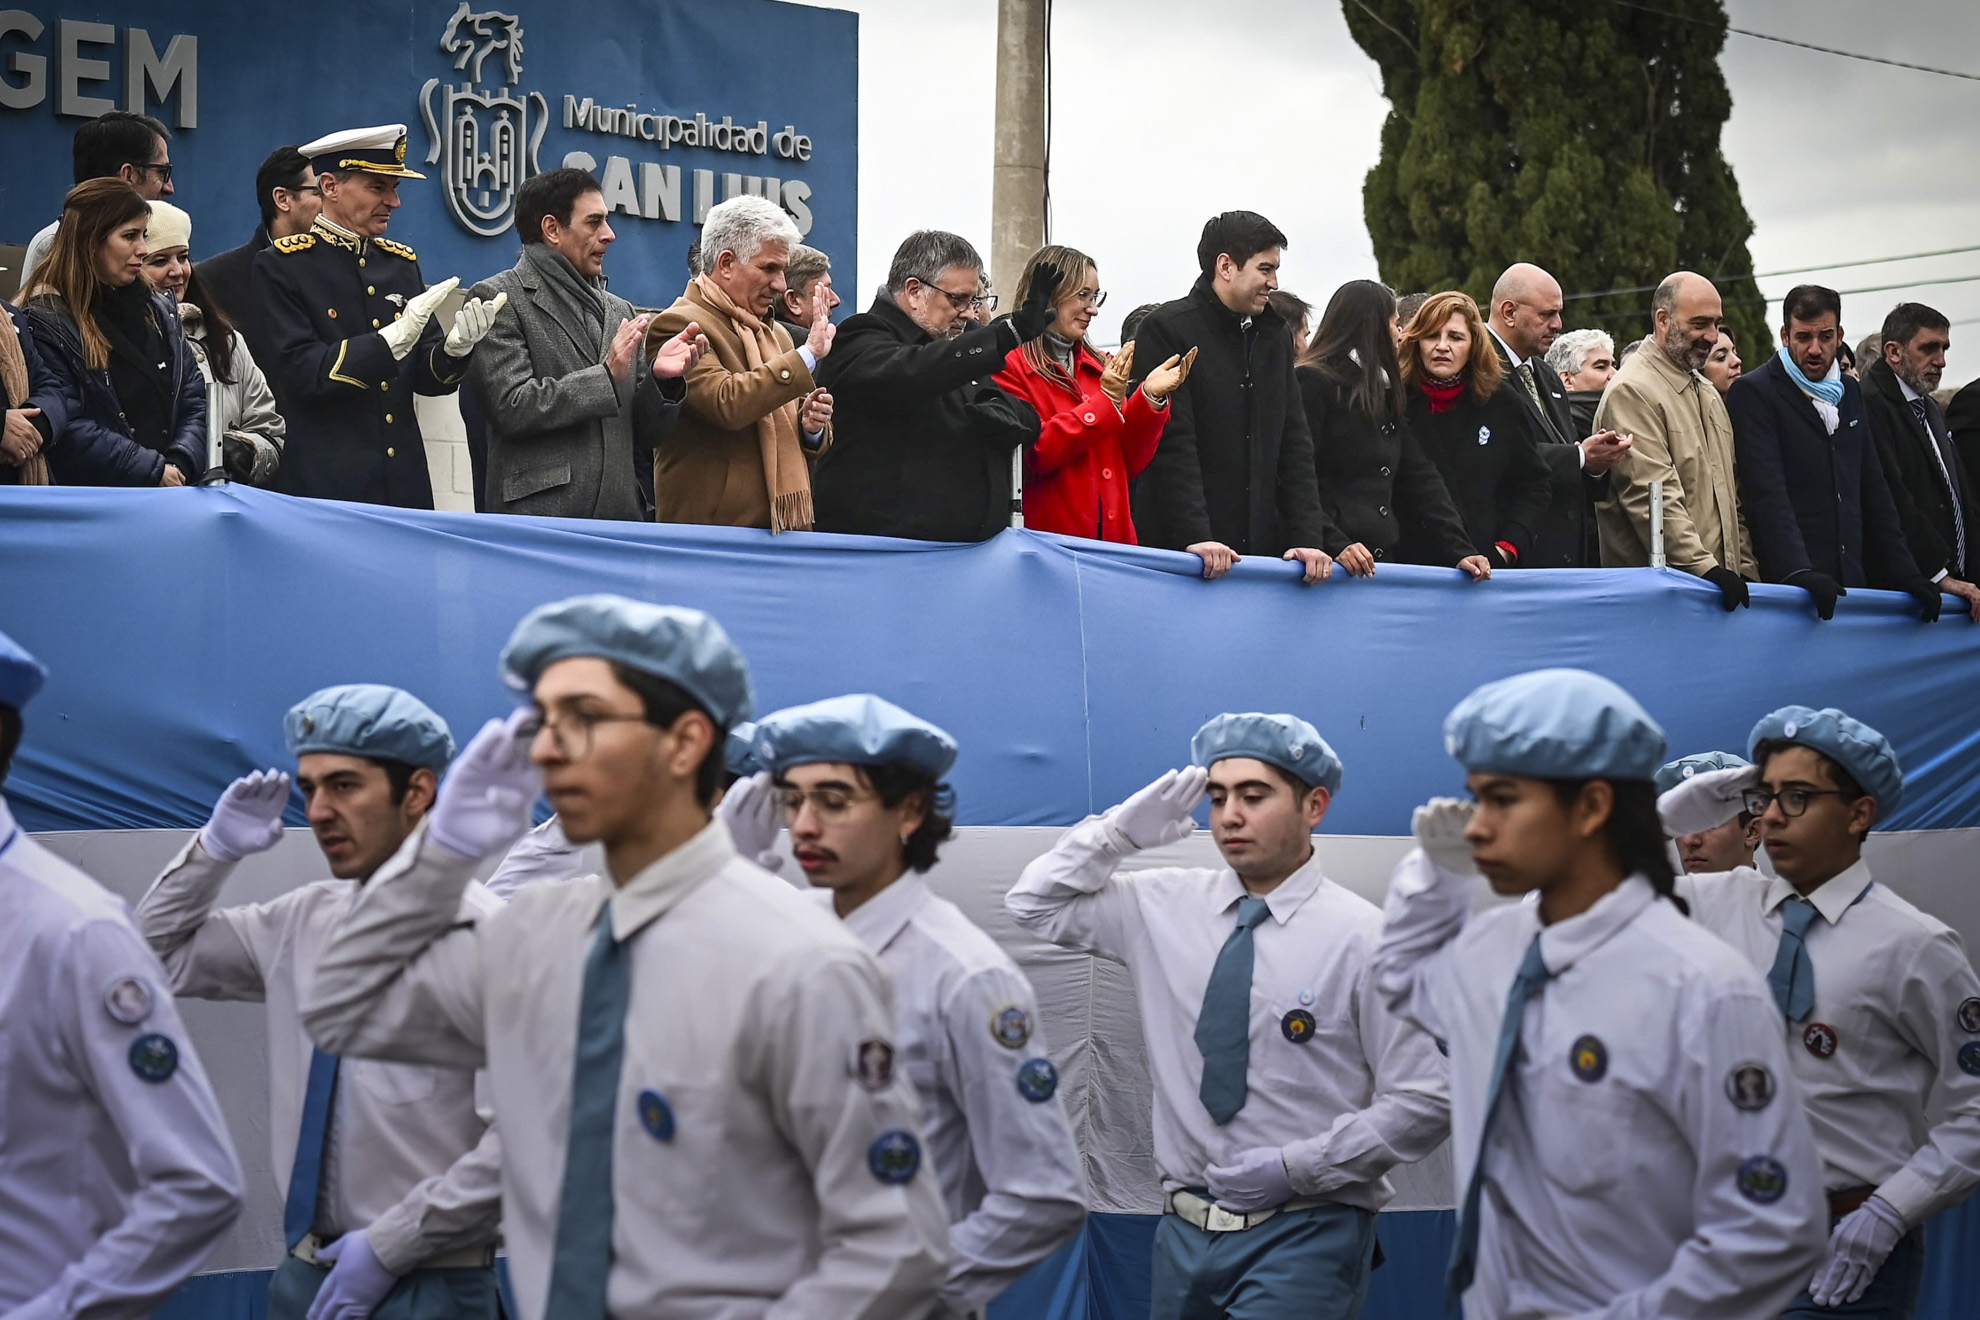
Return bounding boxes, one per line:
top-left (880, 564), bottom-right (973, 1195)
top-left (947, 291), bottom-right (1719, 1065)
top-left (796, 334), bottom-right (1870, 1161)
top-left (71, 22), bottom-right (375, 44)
top-left (0, 0), bottom-right (858, 305)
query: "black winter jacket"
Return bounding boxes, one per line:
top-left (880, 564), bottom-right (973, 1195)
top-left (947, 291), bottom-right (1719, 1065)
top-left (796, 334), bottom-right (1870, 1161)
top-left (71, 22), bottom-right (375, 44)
top-left (1296, 364), bottom-right (1473, 565)
top-left (25, 287), bottom-right (206, 485)
top-left (1860, 357), bottom-right (1977, 581)
top-left (1402, 385), bottom-right (1552, 567)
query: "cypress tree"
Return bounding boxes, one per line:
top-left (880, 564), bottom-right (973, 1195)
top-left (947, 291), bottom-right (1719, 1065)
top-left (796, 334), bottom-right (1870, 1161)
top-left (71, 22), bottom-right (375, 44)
top-left (1344, 0), bottom-right (1769, 355)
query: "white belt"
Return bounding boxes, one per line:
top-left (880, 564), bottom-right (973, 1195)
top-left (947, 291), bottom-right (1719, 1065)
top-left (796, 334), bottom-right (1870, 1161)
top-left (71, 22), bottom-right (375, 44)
top-left (1164, 1188), bottom-right (1332, 1233)
top-left (290, 1232), bottom-right (496, 1271)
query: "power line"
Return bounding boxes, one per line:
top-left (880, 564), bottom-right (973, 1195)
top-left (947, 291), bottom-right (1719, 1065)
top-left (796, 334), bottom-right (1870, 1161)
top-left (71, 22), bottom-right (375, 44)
top-left (1596, 0), bottom-right (1980, 82)
top-left (1570, 273), bottom-right (1980, 326)
top-left (1563, 245), bottom-right (1980, 303)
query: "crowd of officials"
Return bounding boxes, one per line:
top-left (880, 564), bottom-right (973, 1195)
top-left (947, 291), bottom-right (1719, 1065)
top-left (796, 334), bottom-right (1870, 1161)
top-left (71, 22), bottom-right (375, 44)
top-left (7, 112), bottom-right (1980, 623)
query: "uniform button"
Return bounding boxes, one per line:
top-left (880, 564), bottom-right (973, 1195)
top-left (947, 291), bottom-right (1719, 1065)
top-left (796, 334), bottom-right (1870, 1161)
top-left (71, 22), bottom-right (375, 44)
top-left (1378, 505), bottom-right (1390, 517)
top-left (359, 258), bottom-right (367, 268)
top-left (1374, 548), bottom-right (1387, 560)
top-left (385, 413), bottom-right (394, 423)
top-left (372, 319), bottom-right (381, 328)
top-left (1101, 468), bottom-right (1113, 479)
top-left (380, 382), bottom-right (389, 393)
top-left (366, 286), bottom-right (376, 295)
top-left (386, 446), bottom-right (396, 457)
top-left (779, 369), bottom-right (791, 380)
top-left (1380, 466), bottom-right (1392, 477)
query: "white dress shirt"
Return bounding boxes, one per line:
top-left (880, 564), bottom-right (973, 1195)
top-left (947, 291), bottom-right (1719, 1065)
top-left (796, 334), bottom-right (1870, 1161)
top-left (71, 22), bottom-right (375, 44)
top-left (826, 874), bottom-right (1086, 1314)
top-left (301, 818), bottom-right (950, 1320)
top-left (135, 837), bottom-right (503, 1272)
top-left (0, 797), bottom-right (243, 1317)
top-left (1375, 851), bottom-right (1826, 1320)
top-left (1680, 860), bottom-right (1980, 1225)
top-left (1005, 818), bottom-right (1449, 1208)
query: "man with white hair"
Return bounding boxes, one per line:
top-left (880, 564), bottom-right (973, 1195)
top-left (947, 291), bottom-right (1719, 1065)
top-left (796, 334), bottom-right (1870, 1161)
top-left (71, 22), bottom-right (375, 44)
top-left (646, 195), bottom-right (836, 531)
top-left (1547, 328), bottom-right (1619, 440)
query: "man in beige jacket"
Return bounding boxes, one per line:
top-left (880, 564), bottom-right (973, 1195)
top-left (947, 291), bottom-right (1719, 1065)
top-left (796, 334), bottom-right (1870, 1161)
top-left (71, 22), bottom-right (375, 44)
top-left (647, 195), bottom-right (836, 531)
top-left (1594, 271), bottom-right (1759, 610)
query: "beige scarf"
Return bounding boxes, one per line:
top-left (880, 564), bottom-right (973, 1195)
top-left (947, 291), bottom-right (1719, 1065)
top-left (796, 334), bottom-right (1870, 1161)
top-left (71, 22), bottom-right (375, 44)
top-left (0, 314), bottom-right (50, 485)
top-left (691, 275), bottom-right (812, 533)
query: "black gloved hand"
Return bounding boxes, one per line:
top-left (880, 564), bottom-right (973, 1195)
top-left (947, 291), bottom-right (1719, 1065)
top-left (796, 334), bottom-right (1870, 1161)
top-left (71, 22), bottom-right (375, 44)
top-left (1010, 264), bottom-right (1065, 343)
top-left (1786, 569), bottom-right (1846, 621)
top-left (1702, 565), bottom-right (1750, 612)
top-left (1902, 576), bottom-right (1943, 622)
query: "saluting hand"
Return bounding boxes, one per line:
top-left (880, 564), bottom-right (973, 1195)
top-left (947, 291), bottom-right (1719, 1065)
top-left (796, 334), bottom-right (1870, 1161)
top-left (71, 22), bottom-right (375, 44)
top-left (199, 769), bottom-right (292, 862)
top-left (427, 708), bottom-right (541, 861)
top-left (714, 771), bottom-right (784, 872)
top-left (1657, 764), bottom-right (1759, 838)
top-left (1412, 798), bottom-right (1478, 875)
top-left (1105, 766), bottom-right (1210, 852)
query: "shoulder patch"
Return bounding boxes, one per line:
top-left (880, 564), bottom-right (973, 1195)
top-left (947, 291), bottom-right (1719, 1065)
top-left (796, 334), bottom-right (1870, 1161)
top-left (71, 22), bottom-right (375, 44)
top-left (272, 233), bottom-right (316, 254)
top-left (373, 237), bottom-right (418, 261)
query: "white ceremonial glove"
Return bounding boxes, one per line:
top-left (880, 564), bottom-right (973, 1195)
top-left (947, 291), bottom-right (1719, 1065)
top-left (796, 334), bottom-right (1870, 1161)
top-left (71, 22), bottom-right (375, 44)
top-left (199, 769), bottom-right (291, 861)
top-left (1657, 764), bottom-right (1760, 839)
top-left (1103, 766), bottom-right (1209, 851)
top-left (444, 290), bottom-right (508, 358)
top-left (305, 1228), bottom-right (398, 1320)
top-left (1205, 1146), bottom-right (1294, 1212)
top-left (715, 770), bottom-right (783, 872)
top-left (1412, 797), bottom-right (1479, 875)
top-left (1808, 1194), bottom-right (1907, 1306)
top-left (378, 277), bottom-right (458, 360)
top-left (427, 708), bottom-right (541, 861)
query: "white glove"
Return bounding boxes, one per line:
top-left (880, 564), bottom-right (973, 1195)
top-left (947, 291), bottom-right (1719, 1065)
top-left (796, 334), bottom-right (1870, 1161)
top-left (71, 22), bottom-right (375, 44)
top-left (199, 769), bottom-right (291, 861)
top-left (715, 770), bottom-right (783, 871)
top-left (1657, 764), bottom-right (1759, 838)
top-left (1205, 1146), bottom-right (1293, 1212)
top-left (1808, 1194), bottom-right (1906, 1306)
top-left (427, 709), bottom-right (540, 861)
top-left (305, 1228), bottom-right (398, 1320)
top-left (377, 277), bottom-right (458, 360)
top-left (444, 290), bottom-right (508, 358)
top-left (1412, 797), bottom-right (1479, 875)
top-left (1104, 766), bottom-right (1209, 851)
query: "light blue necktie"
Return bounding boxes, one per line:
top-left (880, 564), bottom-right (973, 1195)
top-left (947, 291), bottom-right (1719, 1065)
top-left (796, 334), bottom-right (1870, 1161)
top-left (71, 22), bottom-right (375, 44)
top-left (1768, 897), bottom-right (1819, 1023)
top-left (284, 1047), bottom-right (339, 1249)
top-left (1447, 934), bottom-right (1552, 1306)
top-left (1194, 895), bottom-right (1272, 1126)
top-left (544, 912), bottom-right (631, 1320)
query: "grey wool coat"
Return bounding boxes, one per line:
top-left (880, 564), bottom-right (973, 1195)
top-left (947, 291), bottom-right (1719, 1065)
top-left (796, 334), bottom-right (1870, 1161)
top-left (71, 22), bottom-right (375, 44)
top-left (467, 245), bottom-right (683, 519)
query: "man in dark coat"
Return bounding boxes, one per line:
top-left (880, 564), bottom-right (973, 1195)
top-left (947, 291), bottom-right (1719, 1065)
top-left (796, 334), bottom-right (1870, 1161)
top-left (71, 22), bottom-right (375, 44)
top-left (196, 146), bottom-right (320, 371)
top-left (1483, 263), bottom-right (1630, 567)
top-left (255, 125), bottom-right (503, 508)
top-left (1860, 302), bottom-right (1980, 620)
top-left (812, 229), bottom-right (1043, 543)
top-left (1947, 376), bottom-right (1980, 484)
top-left (1726, 284), bottom-right (1938, 621)
top-left (1125, 212), bottom-right (1335, 581)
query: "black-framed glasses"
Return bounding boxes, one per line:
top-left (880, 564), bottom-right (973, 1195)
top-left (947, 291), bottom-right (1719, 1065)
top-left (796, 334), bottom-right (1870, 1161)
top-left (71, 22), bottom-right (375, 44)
top-left (132, 162), bottom-right (174, 184)
top-left (282, 183), bottom-right (322, 196)
top-left (1742, 787), bottom-right (1846, 819)
top-left (913, 277), bottom-right (996, 313)
top-left (518, 709), bottom-right (648, 762)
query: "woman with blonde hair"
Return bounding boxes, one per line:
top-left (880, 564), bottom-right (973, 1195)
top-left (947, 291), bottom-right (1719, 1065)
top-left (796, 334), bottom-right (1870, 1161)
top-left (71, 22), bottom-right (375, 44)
top-left (24, 178), bottom-right (205, 486)
top-left (1399, 290), bottom-right (1550, 569)
top-left (991, 243), bottom-right (1193, 543)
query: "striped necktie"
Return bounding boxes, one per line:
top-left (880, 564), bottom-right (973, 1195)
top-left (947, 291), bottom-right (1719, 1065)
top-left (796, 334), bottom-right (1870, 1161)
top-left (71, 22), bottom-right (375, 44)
top-left (544, 912), bottom-right (632, 1319)
top-left (1913, 396), bottom-right (1966, 570)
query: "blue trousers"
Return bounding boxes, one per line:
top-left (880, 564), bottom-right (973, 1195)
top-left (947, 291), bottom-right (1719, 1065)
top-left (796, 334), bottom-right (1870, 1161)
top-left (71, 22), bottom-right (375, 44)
top-left (268, 1253), bottom-right (502, 1320)
top-left (1778, 1227), bottom-right (1925, 1320)
top-left (1151, 1203), bottom-right (1378, 1320)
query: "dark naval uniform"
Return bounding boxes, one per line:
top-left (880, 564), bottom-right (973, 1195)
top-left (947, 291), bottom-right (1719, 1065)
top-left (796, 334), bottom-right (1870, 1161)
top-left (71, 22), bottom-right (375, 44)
top-left (255, 216), bottom-right (460, 508)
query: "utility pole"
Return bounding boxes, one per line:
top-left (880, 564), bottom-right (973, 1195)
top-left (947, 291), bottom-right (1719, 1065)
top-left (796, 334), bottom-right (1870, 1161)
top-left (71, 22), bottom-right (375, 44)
top-left (990, 0), bottom-right (1047, 300)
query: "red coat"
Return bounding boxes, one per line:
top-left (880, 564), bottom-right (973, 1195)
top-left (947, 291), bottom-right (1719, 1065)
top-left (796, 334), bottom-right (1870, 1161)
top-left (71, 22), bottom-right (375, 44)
top-left (994, 341), bottom-right (1168, 543)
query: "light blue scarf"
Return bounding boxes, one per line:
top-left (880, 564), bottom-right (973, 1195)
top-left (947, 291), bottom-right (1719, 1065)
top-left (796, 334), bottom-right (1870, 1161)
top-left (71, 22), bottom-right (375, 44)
top-left (1777, 345), bottom-right (1845, 407)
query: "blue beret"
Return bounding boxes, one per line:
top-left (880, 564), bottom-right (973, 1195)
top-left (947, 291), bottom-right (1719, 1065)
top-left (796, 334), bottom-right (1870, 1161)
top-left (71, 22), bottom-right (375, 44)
top-left (284, 684), bottom-right (455, 770)
top-left (0, 628), bottom-right (47, 710)
top-left (726, 721), bottom-right (763, 778)
top-left (499, 594), bottom-right (753, 729)
top-left (1445, 669), bottom-right (1667, 781)
top-left (1654, 750), bottom-right (1751, 796)
top-left (1190, 712), bottom-right (1343, 792)
top-left (754, 694), bottom-right (958, 779)
top-left (1748, 705), bottom-right (1904, 816)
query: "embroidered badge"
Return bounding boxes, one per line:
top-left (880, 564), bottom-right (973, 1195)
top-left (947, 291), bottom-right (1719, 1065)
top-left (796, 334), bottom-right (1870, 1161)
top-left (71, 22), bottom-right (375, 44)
top-left (1958, 997), bottom-right (1980, 1035)
top-left (128, 1033), bottom-right (179, 1083)
top-left (867, 1129), bottom-right (921, 1185)
top-left (1736, 1155), bottom-right (1789, 1204)
top-left (1569, 1034), bottom-right (1608, 1082)
top-left (1016, 1057), bottom-right (1059, 1103)
top-left (990, 1004), bottom-right (1032, 1050)
top-left (1958, 1042), bottom-right (1980, 1078)
top-left (853, 1039), bottom-right (895, 1092)
top-left (1725, 1062), bottom-right (1775, 1111)
top-left (1477, 426), bottom-right (1492, 445)
top-left (1803, 1023), bottom-right (1839, 1059)
top-left (636, 1089), bottom-right (675, 1142)
top-left (103, 976), bottom-right (154, 1026)
top-left (1281, 1009), bottom-right (1317, 1044)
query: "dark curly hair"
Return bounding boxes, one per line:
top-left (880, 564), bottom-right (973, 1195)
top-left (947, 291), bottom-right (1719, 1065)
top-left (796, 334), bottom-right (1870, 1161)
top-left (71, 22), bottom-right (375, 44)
top-left (862, 762), bottom-right (956, 873)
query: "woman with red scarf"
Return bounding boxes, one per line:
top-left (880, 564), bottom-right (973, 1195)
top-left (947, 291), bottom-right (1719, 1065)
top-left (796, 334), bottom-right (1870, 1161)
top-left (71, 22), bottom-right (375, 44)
top-left (993, 245), bottom-right (1193, 543)
top-left (1398, 291), bottom-right (1552, 569)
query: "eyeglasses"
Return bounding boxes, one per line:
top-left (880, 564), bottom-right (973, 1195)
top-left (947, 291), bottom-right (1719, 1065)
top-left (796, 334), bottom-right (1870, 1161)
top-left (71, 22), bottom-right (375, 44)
top-left (518, 709), bottom-right (649, 762)
top-left (1741, 787), bottom-right (1847, 819)
top-left (1072, 287), bottom-right (1108, 308)
top-left (913, 277), bottom-right (997, 313)
top-left (779, 786), bottom-right (879, 819)
top-left (282, 184), bottom-right (322, 196)
top-left (132, 162), bottom-right (174, 184)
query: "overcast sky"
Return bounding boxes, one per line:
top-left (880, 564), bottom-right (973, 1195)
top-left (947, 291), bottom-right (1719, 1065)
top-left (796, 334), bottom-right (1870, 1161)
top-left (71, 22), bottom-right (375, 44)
top-left (798, 0), bottom-right (1980, 385)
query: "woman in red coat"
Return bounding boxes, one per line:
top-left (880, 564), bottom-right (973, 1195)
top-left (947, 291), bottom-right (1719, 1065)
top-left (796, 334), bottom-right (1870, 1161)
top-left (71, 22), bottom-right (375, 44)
top-left (993, 245), bottom-right (1194, 543)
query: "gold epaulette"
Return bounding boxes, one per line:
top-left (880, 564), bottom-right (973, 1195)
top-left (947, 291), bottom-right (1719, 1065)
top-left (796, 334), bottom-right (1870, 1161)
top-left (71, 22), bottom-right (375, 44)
top-left (272, 233), bottom-right (316, 254)
top-left (373, 237), bottom-right (417, 261)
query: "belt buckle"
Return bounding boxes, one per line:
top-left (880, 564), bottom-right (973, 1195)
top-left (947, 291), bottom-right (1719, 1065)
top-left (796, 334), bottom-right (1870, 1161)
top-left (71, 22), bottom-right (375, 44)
top-left (1205, 1203), bottom-right (1249, 1232)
